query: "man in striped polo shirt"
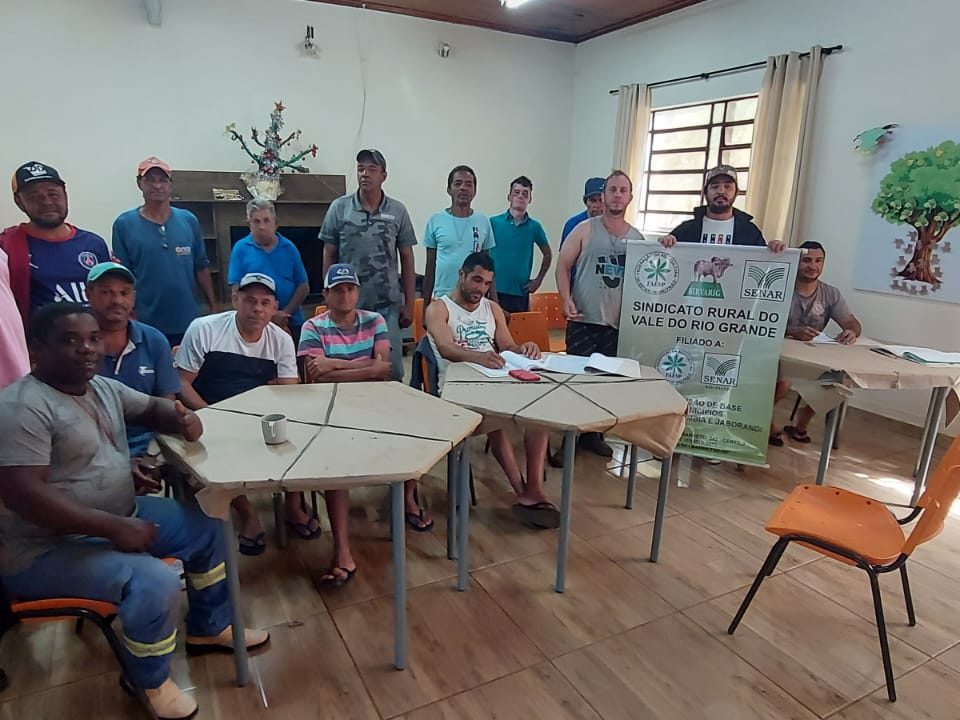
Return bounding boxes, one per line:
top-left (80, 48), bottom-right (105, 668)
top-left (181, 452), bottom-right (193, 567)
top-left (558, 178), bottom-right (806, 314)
top-left (298, 263), bottom-right (431, 587)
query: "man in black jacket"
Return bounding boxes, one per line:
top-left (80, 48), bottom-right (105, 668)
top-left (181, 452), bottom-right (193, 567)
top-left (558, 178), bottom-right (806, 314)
top-left (659, 165), bottom-right (784, 252)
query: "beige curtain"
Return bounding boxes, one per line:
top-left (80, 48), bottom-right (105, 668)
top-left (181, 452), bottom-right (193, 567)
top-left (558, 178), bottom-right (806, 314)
top-left (746, 46), bottom-right (824, 246)
top-left (612, 83), bottom-right (652, 191)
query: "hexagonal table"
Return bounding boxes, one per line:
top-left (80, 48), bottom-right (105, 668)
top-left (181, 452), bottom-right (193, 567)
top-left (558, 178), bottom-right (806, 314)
top-left (440, 362), bottom-right (687, 593)
top-left (158, 382), bottom-right (481, 684)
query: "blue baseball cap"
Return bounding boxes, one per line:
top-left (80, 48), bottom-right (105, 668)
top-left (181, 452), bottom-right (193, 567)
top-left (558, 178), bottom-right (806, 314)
top-left (583, 177), bottom-right (605, 199)
top-left (87, 261), bottom-right (135, 285)
top-left (324, 263), bottom-right (361, 289)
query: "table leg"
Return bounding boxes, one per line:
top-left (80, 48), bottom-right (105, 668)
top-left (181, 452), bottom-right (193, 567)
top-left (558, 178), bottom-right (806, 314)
top-left (911, 387), bottom-right (948, 506)
top-left (914, 391), bottom-right (939, 477)
top-left (554, 430), bottom-right (577, 593)
top-left (390, 481), bottom-right (407, 670)
top-left (446, 446), bottom-right (459, 561)
top-left (272, 492), bottom-right (287, 549)
top-left (832, 401), bottom-right (847, 451)
top-left (650, 453), bottom-right (673, 562)
top-left (456, 441), bottom-right (471, 591)
top-left (625, 445), bottom-right (639, 510)
top-left (815, 407), bottom-right (841, 485)
top-left (220, 519), bottom-right (249, 687)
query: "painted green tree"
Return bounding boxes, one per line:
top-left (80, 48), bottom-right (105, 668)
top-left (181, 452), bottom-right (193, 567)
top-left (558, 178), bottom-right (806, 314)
top-left (871, 140), bottom-right (960, 285)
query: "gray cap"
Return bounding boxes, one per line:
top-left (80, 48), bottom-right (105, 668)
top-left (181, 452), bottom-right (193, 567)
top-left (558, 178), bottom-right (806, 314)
top-left (704, 164), bottom-right (738, 188)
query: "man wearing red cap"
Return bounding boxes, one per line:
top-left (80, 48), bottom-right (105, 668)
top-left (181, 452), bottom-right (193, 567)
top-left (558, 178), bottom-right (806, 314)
top-left (112, 157), bottom-right (216, 347)
top-left (0, 161), bottom-right (111, 322)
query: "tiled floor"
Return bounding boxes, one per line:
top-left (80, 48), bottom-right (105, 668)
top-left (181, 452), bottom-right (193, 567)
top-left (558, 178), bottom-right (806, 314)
top-left (2, 402), bottom-right (959, 719)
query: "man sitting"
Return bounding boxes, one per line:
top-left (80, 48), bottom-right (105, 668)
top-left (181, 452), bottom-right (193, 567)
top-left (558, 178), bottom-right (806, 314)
top-left (0, 303), bottom-right (266, 720)
top-left (298, 263), bottom-right (418, 585)
top-left (426, 252), bottom-right (560, 529)
top-left (774, 241), bottom-right (862, 444)
top-left (175, 272), bottom-right (319, 555)
top-left (87, 262), bottom-right (179, 493)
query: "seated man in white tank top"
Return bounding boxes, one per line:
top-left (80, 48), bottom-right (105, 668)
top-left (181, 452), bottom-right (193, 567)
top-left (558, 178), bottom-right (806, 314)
top-left (426, 253), bottom-right (560, 529)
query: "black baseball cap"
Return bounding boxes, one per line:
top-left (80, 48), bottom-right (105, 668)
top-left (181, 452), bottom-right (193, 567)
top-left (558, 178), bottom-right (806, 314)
top-left (12, 162), bottom-right (65, 194)
top-left (356, 149), bottom-right (386, 171)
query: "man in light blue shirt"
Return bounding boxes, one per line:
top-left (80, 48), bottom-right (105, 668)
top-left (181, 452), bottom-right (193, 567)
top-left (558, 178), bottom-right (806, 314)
top-left (422, 165), bottom-right (497, 315)
top-left (489, 176), bottom-right (551, 313)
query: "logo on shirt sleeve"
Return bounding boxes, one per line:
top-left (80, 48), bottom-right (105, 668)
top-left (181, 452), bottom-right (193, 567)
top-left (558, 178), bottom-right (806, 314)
top-left (78, 251), bottom-right (98, 269)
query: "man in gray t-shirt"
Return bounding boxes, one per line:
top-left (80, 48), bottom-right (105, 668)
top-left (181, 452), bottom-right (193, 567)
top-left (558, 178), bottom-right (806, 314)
top-left (0, 303), bottom-right (267, 719)
top-left (775, 241), bottom-right (862, 445)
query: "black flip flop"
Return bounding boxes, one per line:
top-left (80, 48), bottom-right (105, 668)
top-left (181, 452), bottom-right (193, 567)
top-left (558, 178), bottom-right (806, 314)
top-left (238, 532), bottom-right (266, 556)
top-left (286, 515), bottom-right (322, 540)
top-left (512, 501), bottom-right (561, 529)
top-left (405, 510), bottom-right (434, 532)
top-left (784, 425), bottom-right (812, 444)
top-left (768, 432), bottom-right (784, 447)
top-left (319, 566), bottom-right (357, 588)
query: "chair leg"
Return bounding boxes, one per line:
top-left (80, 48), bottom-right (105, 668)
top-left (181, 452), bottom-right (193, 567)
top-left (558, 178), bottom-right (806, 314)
top-left (469, 466), bottom-right (477, 507)
top-left (728, 538), bottom-right (789, 634)
top-left (867, 569), bottom-right (897, 702)
top-left (311, 491), bottom-right (320, 519)
top-left (95, 615), bottom-right (158, 719)
top-left (273, 492), bottom-right (287, 549)
top-left (899, 564), bottom-right (916, 627)
top-left (789, 395), bottom-right (801, 421)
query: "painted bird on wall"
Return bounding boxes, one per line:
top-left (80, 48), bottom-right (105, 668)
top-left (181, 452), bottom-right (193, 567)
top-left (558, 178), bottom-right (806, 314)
top-left (854, 124), bottom-right (898, 153)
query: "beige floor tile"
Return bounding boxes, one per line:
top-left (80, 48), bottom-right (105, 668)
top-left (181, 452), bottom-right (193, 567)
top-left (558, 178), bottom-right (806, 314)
top-left (910, 521), bottom-right (960, 579)
top-left (238, 536), bottom-right (328, 628)
top-left (0, 672), bottom-right (140, 720)
top-left (553, 613), bottom-right (818, 720)
top-left (933, 642), bottom-right (960, 673)
top-left (472, 540), bottom-right (674, 657)
top-left (399, 662), bottom-right (601, 720)
top-left (831, 660), bottom-right (960, 719)
top-left (589, 514), bottom-right (761, 609)
top-left (333, 578), bottom-right (543, 718)
top-left (684, 573), bottom-right (929, 717)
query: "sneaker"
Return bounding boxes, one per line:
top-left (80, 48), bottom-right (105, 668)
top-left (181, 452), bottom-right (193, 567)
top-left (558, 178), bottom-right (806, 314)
top-left (145, 678), bottom-right (198, 720)
top-left (578, 432), bottom-right (614, 458)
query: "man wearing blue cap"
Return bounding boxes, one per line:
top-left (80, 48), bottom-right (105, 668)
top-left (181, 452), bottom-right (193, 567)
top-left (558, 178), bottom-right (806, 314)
top-left (558, 177), bottom-right (605, 288)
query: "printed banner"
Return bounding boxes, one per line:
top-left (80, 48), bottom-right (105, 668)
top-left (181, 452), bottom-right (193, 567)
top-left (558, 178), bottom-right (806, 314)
top-left (618, 241), bottom-right (800, 465)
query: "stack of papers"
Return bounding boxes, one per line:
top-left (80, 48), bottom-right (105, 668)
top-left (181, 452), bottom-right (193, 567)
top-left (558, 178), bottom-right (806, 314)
top-left (466, 352), bottom-right (643, 379)
top-left (871, 345), bottom-right (960, 365)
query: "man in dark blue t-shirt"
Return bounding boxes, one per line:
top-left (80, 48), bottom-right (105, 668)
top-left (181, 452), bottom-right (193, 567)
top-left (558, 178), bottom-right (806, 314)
top-left (0, 162), bottom-right (110, 320)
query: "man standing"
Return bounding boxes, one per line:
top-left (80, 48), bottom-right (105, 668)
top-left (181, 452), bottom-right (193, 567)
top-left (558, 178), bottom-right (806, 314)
top-left (112, 157), bottom-right (216, 347)
top-left (423, 165), bottom-right (497, 310)
top-left (555, 171), bottom-right (644, 458)
top-left (489, 176), bottom-right (552, 313)
top-left (558, 177), bottom-right (605, 289)
top-left (775, 241), bottom-right (862, 444)
top-left (320, 150), bottom-right (416, 381)
top-left (0, 161), bottom-right (111, 322)
top-left (86, 262), bottom-right (180, 489)
top-left (0, 303), bottom-right (267, 720)
top-left (229, 198), bottom-right (310, 345)
top-left (175, 273), bottom-right (318, 555)
top-left (0, 246), bottom-right (28, 388)
top-left (427, 253), bottom-right (559, 529)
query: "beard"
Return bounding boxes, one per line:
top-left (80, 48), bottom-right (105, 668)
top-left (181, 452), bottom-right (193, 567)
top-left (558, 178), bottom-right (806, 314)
top-left (29, 212), bottom-right (67, 228)
top-left (707, 199), bottom-right (729, 214)
top-left (605, 206), bottom-right (625, 217)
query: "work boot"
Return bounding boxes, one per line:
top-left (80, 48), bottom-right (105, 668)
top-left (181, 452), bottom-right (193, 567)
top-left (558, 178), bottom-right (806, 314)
top-left (146, 678), bottom-right (198, 720)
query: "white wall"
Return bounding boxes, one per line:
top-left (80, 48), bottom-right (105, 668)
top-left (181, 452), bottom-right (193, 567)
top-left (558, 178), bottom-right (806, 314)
top-left (0, 0), bottom-right (574, 286)
top-left (570, 0), bottom-right (960, 431)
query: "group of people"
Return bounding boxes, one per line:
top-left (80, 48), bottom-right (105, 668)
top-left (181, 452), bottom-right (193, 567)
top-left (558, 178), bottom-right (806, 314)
top-left (0, 150), bottom-right (862, 718)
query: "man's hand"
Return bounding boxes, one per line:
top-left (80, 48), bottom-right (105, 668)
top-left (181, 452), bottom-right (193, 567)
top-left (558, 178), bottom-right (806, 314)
top-left (399, 302), bottom-right (414, 330)
top-left (524, 277), bottom-right (543, 294)
top-left (788, 326), bottom-right (819, 342)
top-left (476, 351), bottom-right (506, 369)
top-left (372, 357), bottom-right (393, 380)
top-left (175, 400), bottom-right (203, 442)
top-left (518, 341), bottom-right (541, 360)
top-left (271, 311), bottom-right (291, 328)
top-left (659, 234), bottom-right (678, 248)
top-left (767, 240), bottom-right (786, 253)
top-left (108, 516), bottom-right (159, 553)
top-left (836, 329), bottom-right (858, 345)
top-left (563, 298), bottom-right (583, 321)
top-left (131, 458), bottom-right (162, 495)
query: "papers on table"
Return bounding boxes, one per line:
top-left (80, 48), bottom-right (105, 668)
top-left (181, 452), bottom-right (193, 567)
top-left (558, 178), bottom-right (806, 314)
top-left (871, 345), bottom-right (960, 366)
top-left (473, 351), bottom-right (643, 379)
top-left (809, 331), bottom-right (838, 344)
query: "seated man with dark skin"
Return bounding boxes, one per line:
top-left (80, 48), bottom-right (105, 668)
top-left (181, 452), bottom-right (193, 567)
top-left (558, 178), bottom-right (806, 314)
top-left (0, 303), bottom-right (267, 720)
top-left (426, 252), bottom-right (560, 529)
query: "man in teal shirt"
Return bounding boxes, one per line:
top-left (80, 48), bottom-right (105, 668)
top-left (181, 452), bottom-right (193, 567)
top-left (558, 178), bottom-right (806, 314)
top-left (488, 176), bottom-right (552, 313)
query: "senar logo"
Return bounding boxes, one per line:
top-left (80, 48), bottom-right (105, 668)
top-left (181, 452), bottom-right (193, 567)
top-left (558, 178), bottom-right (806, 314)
top-left (701, 353), bottom-right (741, 387)
top-left (741, 261), bottom-right (790, 302)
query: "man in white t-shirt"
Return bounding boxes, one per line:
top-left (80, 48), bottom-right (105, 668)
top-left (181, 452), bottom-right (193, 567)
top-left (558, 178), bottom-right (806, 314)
top-left (426, 252), bottom-right (560, 530)
top-left (175, 273), bottom-right (318, 555)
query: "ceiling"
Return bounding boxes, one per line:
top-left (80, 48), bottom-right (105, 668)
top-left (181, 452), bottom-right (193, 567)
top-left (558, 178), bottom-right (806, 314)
top-left (309, 0), bottom-right (709, 43)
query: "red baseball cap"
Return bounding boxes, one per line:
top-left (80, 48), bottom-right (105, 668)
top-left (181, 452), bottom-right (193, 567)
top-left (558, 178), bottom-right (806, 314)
top-left (137, 156), bottom-right (172, 178)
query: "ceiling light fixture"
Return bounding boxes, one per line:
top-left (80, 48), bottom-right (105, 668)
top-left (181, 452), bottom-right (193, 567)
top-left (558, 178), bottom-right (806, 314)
top-left (500, 0), bottom-right (534, 8)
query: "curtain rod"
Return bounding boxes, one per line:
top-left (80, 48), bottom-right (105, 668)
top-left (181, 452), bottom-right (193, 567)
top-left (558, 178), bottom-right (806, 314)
top-left (608, 44), bottom-right (842, 95)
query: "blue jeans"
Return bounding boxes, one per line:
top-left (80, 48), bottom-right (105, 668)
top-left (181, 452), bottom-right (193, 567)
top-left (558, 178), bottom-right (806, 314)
top-left (2, 496), bottom-right (230, 689)
top-left (379, 306), bottom-right (405, 382)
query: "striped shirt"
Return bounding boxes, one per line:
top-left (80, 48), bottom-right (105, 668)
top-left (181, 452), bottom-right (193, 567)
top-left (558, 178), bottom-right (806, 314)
top-left (297, 309), bottom-right (390, 361)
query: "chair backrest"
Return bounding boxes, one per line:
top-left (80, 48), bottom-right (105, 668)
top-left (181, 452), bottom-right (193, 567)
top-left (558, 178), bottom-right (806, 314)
top-left (529, 292), bottom-right (566, 330)
top-left (902, 434), bottom-right (960, 556)
top-left (507, 311), bottom-right (550, 352)
top-left (412, 297), bottom-right (426, 342)
top-left (313, 304), bottom-right (327, 317)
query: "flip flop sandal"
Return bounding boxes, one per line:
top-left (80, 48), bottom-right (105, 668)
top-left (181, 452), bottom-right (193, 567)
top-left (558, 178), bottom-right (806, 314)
top-left (286, 515), bottom-right (322, 540)
top-left (319, 566), bottom-right (357, 588)
top-left (512, 502), bottom-right (561, 529)
top-left (238, 532), bottom-right (266, 556)
top-left (768, 433), bottom-right (784, 447)
top-left (405, 510), bottom-right (435, 532)
top-left (784, 425), bottom-right (812, 443)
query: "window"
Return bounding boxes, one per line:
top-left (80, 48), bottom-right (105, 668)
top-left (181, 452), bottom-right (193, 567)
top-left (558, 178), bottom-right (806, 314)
top-left (635, 95), bottom-right (758, 233)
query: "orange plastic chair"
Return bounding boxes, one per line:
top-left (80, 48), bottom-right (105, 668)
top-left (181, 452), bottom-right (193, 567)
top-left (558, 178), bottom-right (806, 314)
top-left (529, 293), bottom-right (566, 352)
top-left (728, 435), bottom-right (960, 702)
top-left (313, 304), bottom-right (327, 317)
top-left (506, 311), bottom-right (551, 352)
top-left (412, 297), bottom-right (426, 342)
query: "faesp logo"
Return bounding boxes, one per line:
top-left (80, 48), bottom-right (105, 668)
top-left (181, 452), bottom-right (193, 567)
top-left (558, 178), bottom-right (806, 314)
top-left (634, 251), bottom-right (679, 295)
top-left (656, 347), bottom-right (694, 384)
top-left (741, 261), bottom-right (790, 302)
top-left (701, 353), bottom-right (741, 387)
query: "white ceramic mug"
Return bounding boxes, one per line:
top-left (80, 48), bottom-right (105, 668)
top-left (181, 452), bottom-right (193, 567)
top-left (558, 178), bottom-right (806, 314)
top-left (261, 413), bottom-right (288, 445)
